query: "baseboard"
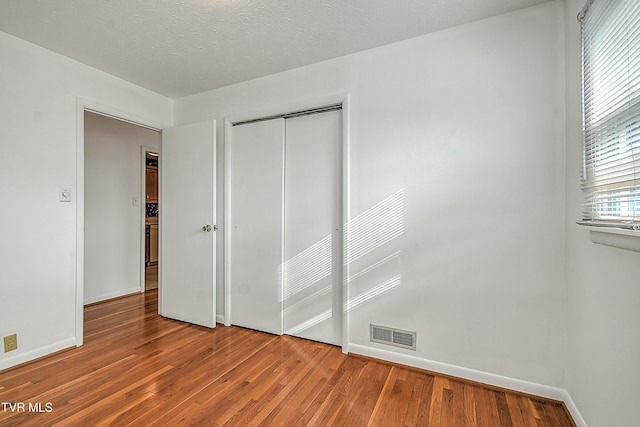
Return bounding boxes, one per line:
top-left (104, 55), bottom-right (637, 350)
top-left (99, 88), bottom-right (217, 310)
top-left (0, 337), bottom-right (77, 372)
top-left (216, 314), bottom-right (225, 324)
top-left (84, 287), bottom-right (141, 305)
top-left (350, 343), bottom-right (564, 399)
top-left (561, 389), bottom-right (588, 427)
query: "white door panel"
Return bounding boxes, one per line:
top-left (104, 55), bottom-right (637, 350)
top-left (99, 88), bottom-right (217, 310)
top-left (161, 120), bottom-right (216, 328)
top-left (228, 119), bottom-right (284, 335)
top-left (284, 111), bottom-right (342, 345)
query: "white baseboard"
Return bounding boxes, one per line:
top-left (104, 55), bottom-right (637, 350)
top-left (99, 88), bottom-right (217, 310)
top-left (0, 337), bottom-right (77, 372)
top-left (348, 343), bottom-right (587, 426)
top-left (561, 389), bottom-right (588, 427)
top-left (216, 314), bottom-right (225, 324)
top-left (84, 287), bottom-right (141, 305)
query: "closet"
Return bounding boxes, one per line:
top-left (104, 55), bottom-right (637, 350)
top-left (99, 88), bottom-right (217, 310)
top-left (228, 106), bottom-right (342, 346)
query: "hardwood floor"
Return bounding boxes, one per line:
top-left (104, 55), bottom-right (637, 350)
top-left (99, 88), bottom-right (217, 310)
top-left (145, 265), bottom-right (158, 290)
top-left (0, 291), bottom-right (575, 426)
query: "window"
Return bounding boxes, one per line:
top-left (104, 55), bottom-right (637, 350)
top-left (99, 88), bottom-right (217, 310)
top-left (579, 0), bottom-right (640, 230)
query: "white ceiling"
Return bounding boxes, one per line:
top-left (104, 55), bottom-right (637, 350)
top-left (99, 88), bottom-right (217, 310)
top-left (0, 0), bottom-right (549, 98)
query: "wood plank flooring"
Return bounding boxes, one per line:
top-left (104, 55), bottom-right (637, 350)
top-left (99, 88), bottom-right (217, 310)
top-left (0, 290), bottom-right (575, 426)
top-left (145, 265), bottom-right (158, 290)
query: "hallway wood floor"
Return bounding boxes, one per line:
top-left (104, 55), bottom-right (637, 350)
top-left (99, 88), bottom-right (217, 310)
top-left (0, 291), bottom-right (575, 426)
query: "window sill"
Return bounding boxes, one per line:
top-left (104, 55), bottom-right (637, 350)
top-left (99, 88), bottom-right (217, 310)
top-left (578, 225), bottom-right (640, 252)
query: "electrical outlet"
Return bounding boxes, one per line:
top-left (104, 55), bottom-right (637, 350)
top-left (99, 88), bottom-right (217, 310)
top-left (4, 334), bottom-right (17, 352)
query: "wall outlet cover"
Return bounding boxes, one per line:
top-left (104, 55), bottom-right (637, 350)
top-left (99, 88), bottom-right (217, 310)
top-left (4, 334), bottom-right (17, 352)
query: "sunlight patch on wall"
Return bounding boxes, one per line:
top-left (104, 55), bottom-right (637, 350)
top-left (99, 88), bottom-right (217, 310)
top-left (346, 275), bottom-right (401, 311)
top-left (346, 189), bottom-right (405, 264)
top-left (348, 251), bottom-right (402, 282)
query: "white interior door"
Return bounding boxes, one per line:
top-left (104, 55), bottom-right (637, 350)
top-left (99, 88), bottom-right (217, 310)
top-left (228, 119), bottom-right (285, 334)
top-left (284, 111), bottom-right (342, 345)
top-left (160, 120), bottom-right (216, 328)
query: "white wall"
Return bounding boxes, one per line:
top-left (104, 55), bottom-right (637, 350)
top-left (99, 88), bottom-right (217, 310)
top-left (564, 1), bottom-right (640, 426)
top-left (84, 112), bottom-right (160, 304)
top-left (0, 31), bottom-right (172, 370)
top-left (175, 2), bottom-right (567, 391)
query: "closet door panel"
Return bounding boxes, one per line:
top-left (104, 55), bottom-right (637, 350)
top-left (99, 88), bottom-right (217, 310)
top-left (229, 119), bottom-right (284, 335)
top-left (284, 111), bottom-right (342, 345)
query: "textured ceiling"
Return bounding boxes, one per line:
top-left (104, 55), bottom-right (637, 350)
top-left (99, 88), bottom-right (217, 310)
top-left (0, 0), bottom-right (549, 98)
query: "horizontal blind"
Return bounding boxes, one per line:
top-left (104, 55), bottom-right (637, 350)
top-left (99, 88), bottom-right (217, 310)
top-left (580, 0), bottom-right (640, 226)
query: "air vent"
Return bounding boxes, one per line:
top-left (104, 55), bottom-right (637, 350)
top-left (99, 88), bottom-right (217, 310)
top-left (370, 324), bottom-right (416, 350)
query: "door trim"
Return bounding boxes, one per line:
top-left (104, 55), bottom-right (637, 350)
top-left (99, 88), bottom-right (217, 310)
top-left (75, 98), bottom-right (165, 347)
top-left (223, 93), bottom-right (351, 353)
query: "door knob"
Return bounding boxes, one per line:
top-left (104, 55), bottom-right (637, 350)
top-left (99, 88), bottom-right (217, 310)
top-left (202, 225), bottom-right (212, 232)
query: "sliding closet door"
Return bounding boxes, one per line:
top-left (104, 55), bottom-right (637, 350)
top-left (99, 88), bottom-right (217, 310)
top-left (228, 119), bottom-right (284, 335)
top-left (284, 111), bottom-right (342, 345)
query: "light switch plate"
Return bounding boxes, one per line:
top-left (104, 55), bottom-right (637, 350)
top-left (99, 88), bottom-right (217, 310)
top-left (59, 186), bottom-right (72, 202)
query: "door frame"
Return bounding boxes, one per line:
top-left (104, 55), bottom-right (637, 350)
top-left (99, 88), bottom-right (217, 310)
top-left (223, 93), bottom-right (351, 353)
top-left (75, 98), bottom-right (165, 347)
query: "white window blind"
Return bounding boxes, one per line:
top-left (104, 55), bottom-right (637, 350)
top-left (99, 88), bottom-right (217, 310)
top-left (580, 0), bottom-right (640, 229)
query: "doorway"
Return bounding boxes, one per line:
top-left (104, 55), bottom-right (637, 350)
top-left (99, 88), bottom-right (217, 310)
top-left (77, 101), bottom-right (217, 346)
top-left (144, 151), bottom-right (159, 291)
top-left (83, 111), bottom-right (161, 306)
